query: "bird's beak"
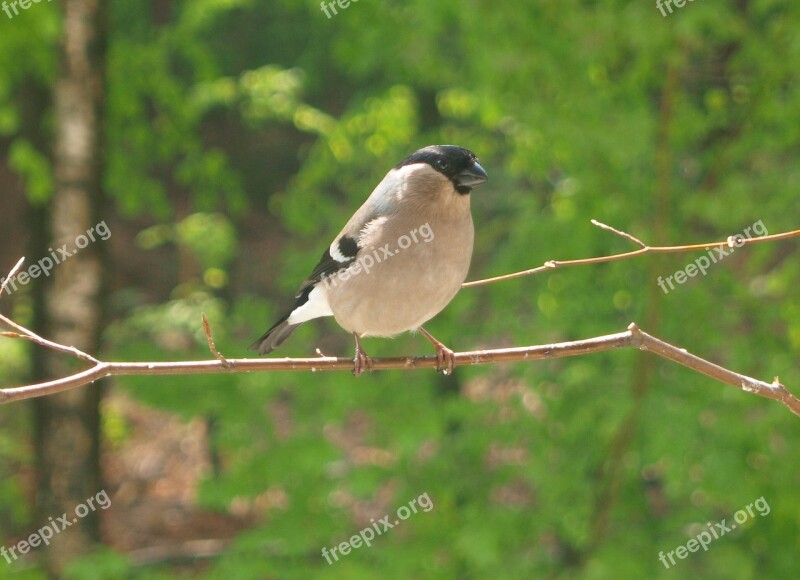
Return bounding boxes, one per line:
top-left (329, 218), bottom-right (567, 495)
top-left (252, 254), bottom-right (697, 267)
top-left (456, 161), bottom-right (489, 188)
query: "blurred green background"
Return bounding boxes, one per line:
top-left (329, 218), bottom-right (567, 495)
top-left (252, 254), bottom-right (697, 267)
top-left (1, 0), bottom-right (799, 578)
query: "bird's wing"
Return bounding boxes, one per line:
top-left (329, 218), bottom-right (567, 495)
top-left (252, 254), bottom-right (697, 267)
top-left (297, 233), bottom-right (361, 295)
top-left (296, 169), bottom-right (402, 296)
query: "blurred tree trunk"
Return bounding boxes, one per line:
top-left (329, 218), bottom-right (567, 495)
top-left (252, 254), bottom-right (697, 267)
top-left (32, 0), bottom-right (107, 574)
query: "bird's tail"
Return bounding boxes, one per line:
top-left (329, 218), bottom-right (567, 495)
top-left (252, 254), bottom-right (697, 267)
top-left (248, 313), bottom-right (302, 355)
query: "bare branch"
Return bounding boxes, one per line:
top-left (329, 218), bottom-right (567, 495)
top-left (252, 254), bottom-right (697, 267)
top-left (0, 321), bottom-right (797, 417)
top-left (627, 324), bottom-right (798, 415)
top-left (463, 222), bottom-right (800, 288)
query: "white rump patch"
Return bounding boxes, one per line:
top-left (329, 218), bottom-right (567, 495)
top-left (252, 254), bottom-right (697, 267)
top-left (287, 285), bottom-right (333, 325)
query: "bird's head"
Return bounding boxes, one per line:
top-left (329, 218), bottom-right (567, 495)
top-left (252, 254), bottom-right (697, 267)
top-left (397, 145), bottom-right (489, 195)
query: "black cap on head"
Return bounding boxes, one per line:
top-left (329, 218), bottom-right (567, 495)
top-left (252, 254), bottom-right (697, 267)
top-left (397, 145), bottom-right (488, 194)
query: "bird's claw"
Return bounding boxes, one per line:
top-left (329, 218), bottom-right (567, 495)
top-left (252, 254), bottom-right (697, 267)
top-left (418, 327), bottom-right (456, 375)
top-left (352, 333), bottom-right (373, 377)
top-left (435, 344), bottom-right (456, 375)
top-left (353, 350), bottom-right (374, 377)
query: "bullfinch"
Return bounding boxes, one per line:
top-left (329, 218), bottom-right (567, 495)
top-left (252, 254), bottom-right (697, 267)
top-left (250, 145), bottom-right (488, 376)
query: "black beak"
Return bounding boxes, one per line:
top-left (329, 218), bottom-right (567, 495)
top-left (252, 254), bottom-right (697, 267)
top-left (456, 161), bottom-right (489, 189)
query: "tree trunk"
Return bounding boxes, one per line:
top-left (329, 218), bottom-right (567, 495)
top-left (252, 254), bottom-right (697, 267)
top-left (32, 0), bottom-right (107, 574)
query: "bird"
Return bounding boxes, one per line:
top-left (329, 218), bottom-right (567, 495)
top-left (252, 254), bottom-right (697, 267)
top-left (249, 144), bottom-right (488, 376)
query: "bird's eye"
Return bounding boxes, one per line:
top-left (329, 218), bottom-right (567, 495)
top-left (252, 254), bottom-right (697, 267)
top-left (435, 158), bottom-right (449, 171)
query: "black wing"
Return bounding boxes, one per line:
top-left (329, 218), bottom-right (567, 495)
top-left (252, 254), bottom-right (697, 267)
top-left (296, 235), bottom-right (360, 295)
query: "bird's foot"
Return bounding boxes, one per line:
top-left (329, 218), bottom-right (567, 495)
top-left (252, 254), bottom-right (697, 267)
top-left (434, 343), bottom-right (456, 376)
top-left (353, 348), bottom-right (374, 377)
top-left (418, 327), bottom-right (456, 375)
top-left (352, 333), bottom-right (373, 377)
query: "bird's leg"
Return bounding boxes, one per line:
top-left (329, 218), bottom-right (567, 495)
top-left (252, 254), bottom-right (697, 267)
top-left (352, 332), bottom-right (373, 377)
top-left (418, 327), bottom-right (456, 375)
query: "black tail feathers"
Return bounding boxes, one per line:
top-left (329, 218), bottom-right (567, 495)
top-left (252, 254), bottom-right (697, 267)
top-left (248, 314), bottom-right (302, 355)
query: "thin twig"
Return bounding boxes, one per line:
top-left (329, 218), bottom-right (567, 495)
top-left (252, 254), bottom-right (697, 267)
top-left (0, 257), bottom-right (25, 298)
top-left (0, 318), bottom-right (100, 365)
top-left (0, 312), bottom-right (100, 365)
top-left (463, 223), bottom-right (800, 288)
top-left (591, 220), bottom-right (647, 248)
top-left (202, 313), bottom-right (231, 368)
top-left (0, 257), bottom-right (101, 364)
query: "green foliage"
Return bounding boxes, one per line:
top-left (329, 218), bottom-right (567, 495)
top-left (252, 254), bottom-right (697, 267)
top-left (1, 0), bottom-right (800, 578)
top-left (64, 548), bottom-right (132, 580)
top-left (105, 0), bottom-right (250, 218)
top-left (137, 212), bottom-right (239, 288)
top-left (8, 139), bottom-right (53, 204)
